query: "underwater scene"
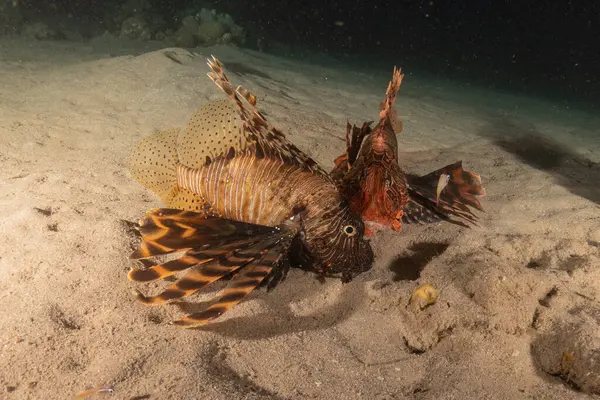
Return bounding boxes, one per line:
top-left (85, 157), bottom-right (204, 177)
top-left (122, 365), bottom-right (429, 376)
top-left (0, 1), bottom-right (599, 399)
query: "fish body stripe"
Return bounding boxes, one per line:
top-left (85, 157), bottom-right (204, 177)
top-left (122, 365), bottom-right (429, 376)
top-left (176, 154), bottom-right (336, 227)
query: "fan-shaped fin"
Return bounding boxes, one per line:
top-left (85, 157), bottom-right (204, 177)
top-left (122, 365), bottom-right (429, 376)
top-left (129, 208), bottom-right (277, 259)
top-left (127, 128), bottom-right (210, 210)
top-left (127, 208), bottom-right (300, 325)
top-left (206, 55), bottom-right (332, 181)
top-left (172, 240), bottom-right (288, 327)
top-left (405, 161), bottom-right (485, 226)
top-left (177, 99), bottom-right (248, 169)
top-left (133, 244), bottom-right (264, 305)
top-left (127, 128), bottom-right (179, 202)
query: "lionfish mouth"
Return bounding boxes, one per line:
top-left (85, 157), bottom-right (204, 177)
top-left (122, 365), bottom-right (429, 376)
top-left (326, 238), bottom-right (374, 283)
top-left (282, 210), bottom-right (374, 282)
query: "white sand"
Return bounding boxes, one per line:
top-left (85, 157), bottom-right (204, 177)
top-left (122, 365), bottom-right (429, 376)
top-left (1, 37), bottom-right (599, 399)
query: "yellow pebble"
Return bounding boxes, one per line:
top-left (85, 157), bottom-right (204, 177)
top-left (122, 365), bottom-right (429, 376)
top-left (409, 284), bottom-right (438, 311)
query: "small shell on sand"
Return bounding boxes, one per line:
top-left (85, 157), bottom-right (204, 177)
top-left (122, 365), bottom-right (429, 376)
top-left (409, 284), bottom-right (438, 312)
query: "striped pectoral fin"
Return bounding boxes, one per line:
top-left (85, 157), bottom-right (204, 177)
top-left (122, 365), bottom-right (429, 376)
top-left (406, 161), bottom-right (485, 226)
top-left (130, 208), bottom-right (212, 259)
top-left (130, 238), bottom-right (176, 259)
top-left (127, 209), bottom-right (300, 325)
top-left (128, 251), bottom-right (213, 282)
top-left (133, 257), bottom-right (250, 305)
top-left (130, 208), bottom-right (279, 259)
top-left (128, 237), bottom-right (257, 282)
top-left (132, 226), bottom-right (292, 304)
top-left (172, 246), bottom-right (285, 328)
top-left (131, 234), bottom-right (274, 304)
top-left (404, 189), bottom-right (475, 227)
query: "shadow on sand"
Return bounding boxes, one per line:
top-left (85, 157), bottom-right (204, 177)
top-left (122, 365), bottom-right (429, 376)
top-left (199, 341), bottom-right (289, 399)
top-left (174, 271), bottom-right (366, 340)
top-left (388, 242), bottom-right (450, 281)
top-left (479, 115), bottom-right (600, 205)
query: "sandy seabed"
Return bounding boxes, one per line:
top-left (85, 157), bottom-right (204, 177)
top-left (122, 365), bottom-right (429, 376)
top-left (1, 37), bottom-right (599, 399)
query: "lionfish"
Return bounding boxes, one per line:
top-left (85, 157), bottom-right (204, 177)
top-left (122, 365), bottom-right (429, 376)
top-left (126, 56), bottom-right (373, 328)
top-left (330, 67), bottom-right (485, 235)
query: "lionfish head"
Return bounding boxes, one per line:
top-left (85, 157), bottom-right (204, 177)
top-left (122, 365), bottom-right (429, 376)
top-left (351, 162), bottom-right (408, 223)
top-left (301, 205), bottom-right (374, 282)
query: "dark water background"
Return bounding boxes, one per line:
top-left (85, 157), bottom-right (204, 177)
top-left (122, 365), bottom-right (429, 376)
top-left (6, 0), bottom-right (599, 111)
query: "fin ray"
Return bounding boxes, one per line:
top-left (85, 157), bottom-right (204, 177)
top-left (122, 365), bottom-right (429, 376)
top-left (172, 241), bottom-right (287, 327)
top-left (379, 67), bottom-right (404, 133)
top-left (206, 55), bottom-right (333, 182)
top-left (127, 208), bottom-right (299, 323)
top-left (130, 208), bottom-right (279, 259)
top-left (128, 251), bottom-right (212, 282)
top-left (134, 252), bottom-right (254, 305)
top-left (405, 161), bottom-right (485, 226)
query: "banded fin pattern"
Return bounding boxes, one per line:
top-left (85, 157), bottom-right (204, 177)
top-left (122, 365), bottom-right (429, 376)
top-left (130, 208), bottom-right (288, 259)
top-left (206, 55), bottom-right (332, 182)
top-left (172, 239), bottom-right (287, 327)
top-left (401, 201), bottom-right (449, 225)
top-left (405, 161), bottom-right (485, 226)
top-left (331, 121), bottom-right (374, 183)
top-left (133, 237), bottom-right (275, 306)
top-left (378, 66), bottom-right (404, 133)
top-left (128, 208), bottom-right (299, 326)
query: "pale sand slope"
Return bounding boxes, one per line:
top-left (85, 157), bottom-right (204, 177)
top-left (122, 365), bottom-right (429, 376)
top-left (0, 37), bottom-right (599, 399)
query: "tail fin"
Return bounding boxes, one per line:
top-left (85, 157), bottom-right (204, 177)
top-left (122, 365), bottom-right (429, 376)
top-left (127, 128), bottom-right (208, 211)
top-left (404, 161), bottom-right (485, 226)
top-left (127, 128), bottom-right (179, 202)
top-left (128, 208), bottom-right (298, 327)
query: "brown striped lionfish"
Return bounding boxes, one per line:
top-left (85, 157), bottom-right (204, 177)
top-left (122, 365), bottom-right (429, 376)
top-left (126, 56), bottom-right (373, 328)
top-left (330, 67), bottom-right (485, 236)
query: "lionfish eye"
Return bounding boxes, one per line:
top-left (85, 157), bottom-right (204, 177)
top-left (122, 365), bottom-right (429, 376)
top-left (343, 225), bottom-right (357, 237)
top-left (384, 179), bottom-right (391, 188)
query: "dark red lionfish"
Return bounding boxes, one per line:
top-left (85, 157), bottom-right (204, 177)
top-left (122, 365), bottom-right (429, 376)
top-left (126, 57), bottom-right (373, 328)
top-left (330, 67), bottom-right (485, 236)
